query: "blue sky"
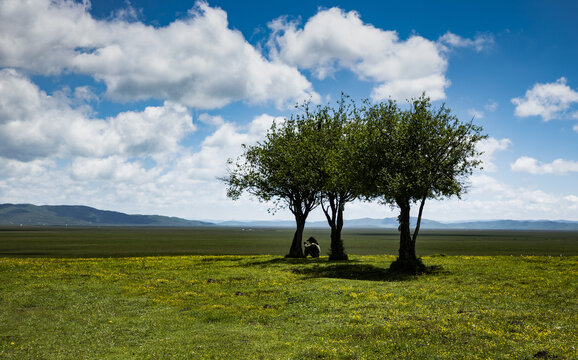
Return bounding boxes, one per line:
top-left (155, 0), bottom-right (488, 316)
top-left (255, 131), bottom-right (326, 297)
top-left (1, 0), bottom-right (577, 222)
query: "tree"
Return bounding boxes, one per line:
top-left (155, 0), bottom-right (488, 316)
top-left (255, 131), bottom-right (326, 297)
top-left (222, 115), bottom-right (323, 258)
top-left (363, 95), bottom-right (486, 273)
top-left (311, 95), bottom-right (364, 260)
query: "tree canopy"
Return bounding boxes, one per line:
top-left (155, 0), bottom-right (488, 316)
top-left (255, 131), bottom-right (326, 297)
top-left (362, 95), bottom-right (487, 272)
top-left (223, 110), bottom-right (324, 258)
top-left (298, 95), bottom-right (365, 260)
top-left (223, 94), bottom-right (486, 269)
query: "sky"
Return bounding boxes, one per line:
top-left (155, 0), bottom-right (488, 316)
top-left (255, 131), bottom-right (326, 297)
top-left (1, 0), bottom-right (577, 222)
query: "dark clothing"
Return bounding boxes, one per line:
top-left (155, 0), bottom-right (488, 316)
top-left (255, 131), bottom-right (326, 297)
top-left (304, 237), bottom-right (320, 258)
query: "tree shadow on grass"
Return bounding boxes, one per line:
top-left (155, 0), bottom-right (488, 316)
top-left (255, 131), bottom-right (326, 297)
top-left (247, 257), bottom-right (337, 266)
top-left (246, 257), bottom-right (448, 282)
top-left (292, 263), bottom-right (447, 282)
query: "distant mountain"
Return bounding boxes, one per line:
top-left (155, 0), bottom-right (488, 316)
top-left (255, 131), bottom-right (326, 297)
top-left (217, 217), bottom-right (578, 231)
top-left (216, 218), bottom-right (404, 228)
top-left (0, 204), bottom-right (213, 227)
top-left (2, 203), bottom-right (577, 230)
top-left (436, 219), bottom-right (578, 231)
top-left (218, 220), bottom-right (296, 228)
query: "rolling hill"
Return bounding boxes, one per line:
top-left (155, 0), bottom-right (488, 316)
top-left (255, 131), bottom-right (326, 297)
top-left (0, 204), bottom-right (213, 227)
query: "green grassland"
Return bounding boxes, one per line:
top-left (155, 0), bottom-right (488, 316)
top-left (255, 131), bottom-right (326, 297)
top-left (1, 227), bottom-right (577, 257)
top-left (0, 228), bottom-right (577, 359)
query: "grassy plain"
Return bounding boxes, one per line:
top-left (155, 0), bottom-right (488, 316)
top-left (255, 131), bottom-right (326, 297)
top-left (1, 227), bottom-right (577, 257)
top-left (0, 228), bottom-right (577, 359)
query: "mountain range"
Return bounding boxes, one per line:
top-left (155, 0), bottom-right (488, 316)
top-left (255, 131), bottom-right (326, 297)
top-left (219, 217), bottom-right (578, 231)
top-left (1, 203), bottom-right (577, 230)
top-left (0, 204), bottom-right (212, 227)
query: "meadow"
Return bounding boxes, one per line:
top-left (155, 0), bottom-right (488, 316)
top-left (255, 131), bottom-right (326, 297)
top-left (1, 227), bottom-right (577, 257)
top-left (0, 227), bottom-right (577, 359)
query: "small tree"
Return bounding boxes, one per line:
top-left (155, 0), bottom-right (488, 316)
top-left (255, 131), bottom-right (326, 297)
top-left (222, 116), bottom-right (323, 258)
top-left (364, 96), bottom-right (486, 273)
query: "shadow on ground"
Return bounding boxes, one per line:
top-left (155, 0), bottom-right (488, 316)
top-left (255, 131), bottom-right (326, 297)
top-left (292, 263), bottom-right (447, 281)
top-left (247, 257), bottom-right (350, 266)
top-left (247, 257), bottom-right (447, 282)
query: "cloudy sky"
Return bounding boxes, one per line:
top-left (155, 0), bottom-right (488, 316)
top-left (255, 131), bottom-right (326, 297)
top-left (1, 0), bottom-right (577, 222)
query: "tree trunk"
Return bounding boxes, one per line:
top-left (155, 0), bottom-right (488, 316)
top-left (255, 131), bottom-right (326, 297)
top-left (322, 195), bottom-right (348, 261)
top-left (393, 199), bottom-right (419, 273)
top-left (329, 207), bottom-right (348, 260)
top-left (286, 215), bottom-right (305, 258)
top-left (412, 196), bottom-right (427, 243)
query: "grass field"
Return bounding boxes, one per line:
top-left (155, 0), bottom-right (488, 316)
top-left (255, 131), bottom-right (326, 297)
top-left (1, 227), bottom-right (577, 257)
top-left (1, 228), bottom-right (577, 359)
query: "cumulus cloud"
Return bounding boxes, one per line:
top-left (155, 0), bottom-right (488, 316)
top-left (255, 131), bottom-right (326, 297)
top-left (0, 0), bottom-right (317, 109)
top-left (0, 112), bottom-right (281, 220)
top-left (71, 156), bottom-right (154, 182)
top-left (170, 114), bottom-right (281, 181)
top-left (268, 7), bottom-right (450, 101)
top-left (512, 77), bottom-right (578, 121)
top-left (511, 156), bottom-right (578, 175)
top-left (0, 158), bottom-right (54, 179)
top-left (198, 113), bottom-right (225, 127)
top-left (0, 69), bottom-right (195, 161)
top-left (477, 137), bottom-right (511, 172)
top-left (469, 173), bottom-right (509, 195)
top-left (420, 173), bottom-right (578, 221)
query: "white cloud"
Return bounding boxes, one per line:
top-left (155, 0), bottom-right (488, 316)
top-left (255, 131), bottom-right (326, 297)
top-left (476, 137), bottom-right (511, 172)
top-left (0, 69), bottom-right (195, 161)
top-left (567, 195), bottom-right (578, 201)
top-left (268, 7), bottom-right (450, 101)
top-left (108, 102), bottom-right (195, 157)
top-left (173, 113), bottom-right (281, 181)
top-left (511, 156), bottom-right (578, 175)
top-left (0, 0), bottom-right (317, 109)
top-left (438, 32), bottom-right (494, 52)
top-left (198, 113), bottom-right (225, 127)
top-left (371, 74), bottom-right (449, 103)
top-left (0, 112), bottom-right (281, 220)
top-left (341, 173), bottom-right (578, 222)
top-left (417, 174), bottom-right (578, 221)
top-left (73, 86), bottom-right (99, 103)
top-left (469, 173), bottom-right (508, 194)
top-left (71, 156), bottom-right (154, 182)
top-left (0, 158), bottom-right (54, 178)
top-left (512, 77), bottom-right (578, 121)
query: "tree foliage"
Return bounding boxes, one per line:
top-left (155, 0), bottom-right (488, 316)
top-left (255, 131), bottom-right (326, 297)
top-left (223, 94), bottom-right (486, 269)
top-left (311, 95), bottom-right (365, 260)
top-left (363, 95), bottom-right (487, 272)
top-left (223, 110), bottom-right (324, 258)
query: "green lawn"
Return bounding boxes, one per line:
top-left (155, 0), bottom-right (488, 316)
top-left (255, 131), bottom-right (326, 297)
top-left (1, 254), bottom-right (576, 359)
top-left (1, 228), bottom-right (576, 359)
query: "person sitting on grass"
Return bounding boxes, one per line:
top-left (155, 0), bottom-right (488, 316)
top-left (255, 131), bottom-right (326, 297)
top-left (304, 237), bottom-right (320, 258)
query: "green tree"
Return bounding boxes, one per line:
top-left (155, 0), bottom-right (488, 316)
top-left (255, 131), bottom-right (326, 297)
top-left (312, 95), bottom-right (364, 260)
top-left (364, 95), bottom-right (486, 273)
top-left (222, 115), bottom-right (323, 258)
